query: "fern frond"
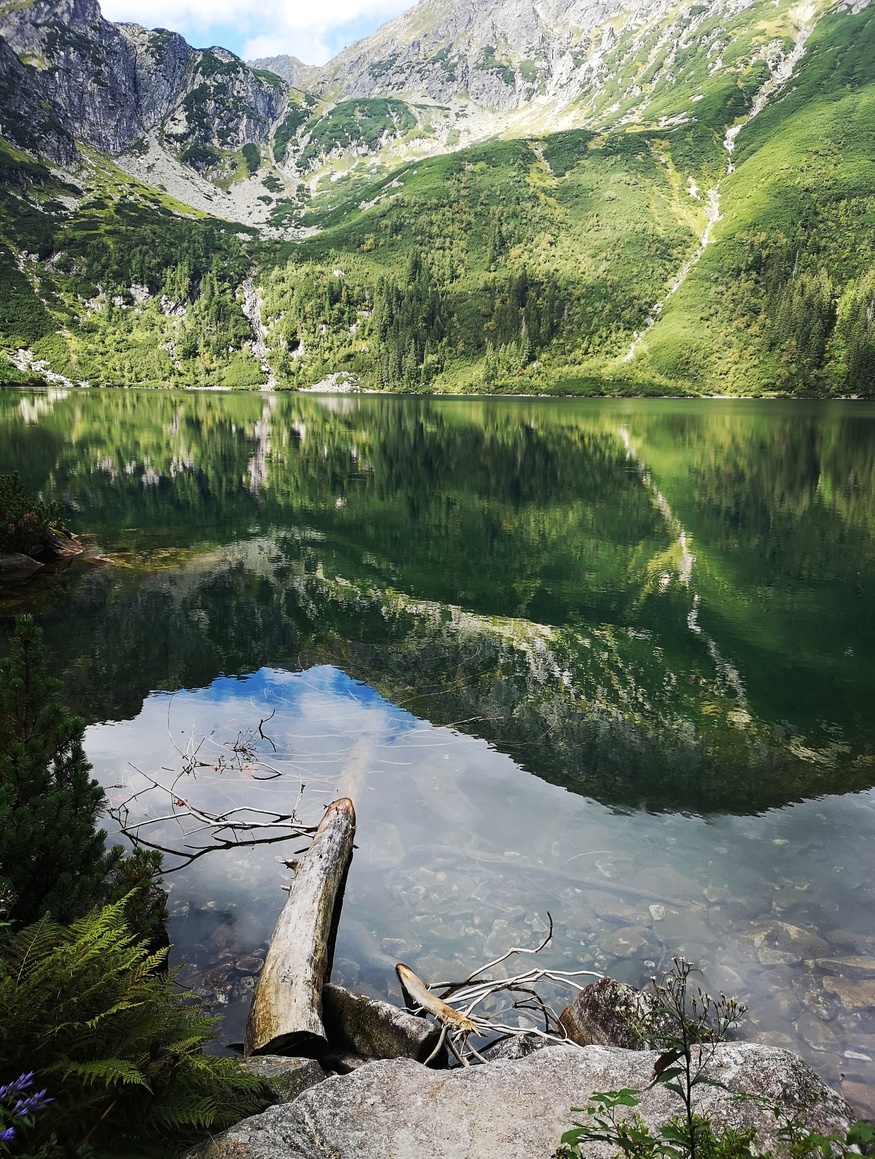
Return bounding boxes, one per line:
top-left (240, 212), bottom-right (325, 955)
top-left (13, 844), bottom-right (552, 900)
top-left (61, 1059), bottom-right (150, 1089)
top-left (84, 999), bottom-right (147, 1029)
top-left (0, 900), bottom-right (269, 1150)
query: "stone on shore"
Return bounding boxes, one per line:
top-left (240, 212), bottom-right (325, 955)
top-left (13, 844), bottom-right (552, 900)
top-left (558, 975), bottom-right (650, 1048)
top-left (236, 1056), bottom-right (326, 1104)
top-left (185, 1042), bottom-right (853, 1159)
top-left (321, 983), bottom-right (445, 1065)
top-left (0, 551), bottom-right (43, 579)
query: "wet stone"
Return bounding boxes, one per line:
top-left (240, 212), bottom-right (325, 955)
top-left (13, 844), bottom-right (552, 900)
top-left (815, 955), bottom-right (875, 975)
top-left (366, 822), bottom-right (405, 870)
top-left (840, 1080), bottom-right (875, 1120)
top-left (793, 983), bottom-right (834, 1022)
top-left (824, 929), bottom-right (861, 951)
top-left (796, 1013), bottom-right (840, 1054)
top-left (656, 909), bottom-right (708, 946)
top-left (236, 955), bottom-right (265, 974)
top-left (483, 919), bottom-right (515, 959)
top-left (703, 885), bottom-right (731, 903)
top-left (747, 1029), bottom-right (799, 1053)
top-left (745, 921), bottom-right (831, 966)
top-left (412, 954), bottom-right (453, 985)
top-left (332, 956), bottom-right (361, 987)
top-left (727, 896), bottom-right (766, 919)
top-left (592, 898), bottom-right (643, 924)
top-left (771, 990), bottom-right (803, 1022)
top-left (605, 925), bottom-right (651, 958)
top-left (823, 975), bottom-right (875, 1009)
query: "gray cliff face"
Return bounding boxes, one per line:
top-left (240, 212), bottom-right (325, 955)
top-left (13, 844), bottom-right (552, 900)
top-left (160, 47), bottom-right (285, 152)
top-left (116, 24), bottom-right (194, 129)
top-left (0, 34), bottom-right (76, 163)
top-left (0, 0), bottom-right (145, 153)
top-left (0, 0), bottom-right (286, 166)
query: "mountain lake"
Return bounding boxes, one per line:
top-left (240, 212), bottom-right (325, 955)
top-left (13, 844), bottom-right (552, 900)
top-left (1, 388), bottom-right (874, 1114)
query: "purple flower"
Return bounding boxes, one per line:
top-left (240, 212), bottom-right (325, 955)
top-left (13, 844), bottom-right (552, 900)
top-left (12, 1090), bottom-right (51, 1117)
top-left (0, 1127), bottom-right (14, 1142)
top-left (0, 1074), bottom-right (33, 1103)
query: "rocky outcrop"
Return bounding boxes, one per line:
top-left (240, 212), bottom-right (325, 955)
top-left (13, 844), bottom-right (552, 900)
top-left (116, 24), bottom-right (194, 129)
top-left (315, 0), bottom-right (688, 112)
top-left (248, 55), bottom-right (319, 90)
top-left (185, 1043), bottom-right (854, 1159)
top-left (158, 47), bottom-right (285, 155)
top-left (0, 0), bottom-right (146, 154)
top-left (0, 34), bottom-right (76, 163)
top-left (0, 0), bottom-right (285, 164)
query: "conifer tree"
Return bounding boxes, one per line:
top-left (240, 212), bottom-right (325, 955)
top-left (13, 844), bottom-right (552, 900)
top-left (0, 615), bottom-right (122, 924)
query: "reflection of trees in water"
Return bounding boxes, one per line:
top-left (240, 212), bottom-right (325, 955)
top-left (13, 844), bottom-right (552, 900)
top-left (24, 550), bottom-right (872, 816)
top-left (2, 392), bottom-right (875, 811)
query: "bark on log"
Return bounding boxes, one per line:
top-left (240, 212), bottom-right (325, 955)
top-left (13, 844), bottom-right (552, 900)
top-left (245, 797), bottom-right (356, 1057)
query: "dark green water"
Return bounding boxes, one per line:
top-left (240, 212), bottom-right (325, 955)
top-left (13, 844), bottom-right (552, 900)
top-left (2, 388), bottom-right (874, 1110)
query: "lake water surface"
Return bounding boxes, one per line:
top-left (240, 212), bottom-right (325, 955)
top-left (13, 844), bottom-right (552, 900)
top-left (1, 389), bottom-right (874, 1113)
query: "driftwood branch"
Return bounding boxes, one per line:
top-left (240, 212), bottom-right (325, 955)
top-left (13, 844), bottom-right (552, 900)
top-left (245, 797), bottom-right (357, 1057)
top-left (394, 918), bottom-right (604, 1066)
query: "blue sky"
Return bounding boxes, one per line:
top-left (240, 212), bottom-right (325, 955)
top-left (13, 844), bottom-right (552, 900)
top-left (100, 0), bottom-right (410, 64)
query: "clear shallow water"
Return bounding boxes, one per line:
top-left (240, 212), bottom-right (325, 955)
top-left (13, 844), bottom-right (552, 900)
top-left (83, 665), bottom-right (875, 1108)
top-left (2, 389), bottom-right (875, 1112)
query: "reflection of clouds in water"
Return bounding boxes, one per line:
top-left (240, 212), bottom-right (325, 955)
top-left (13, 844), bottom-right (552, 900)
top-left (84, 670), bottom-right (875, 1104)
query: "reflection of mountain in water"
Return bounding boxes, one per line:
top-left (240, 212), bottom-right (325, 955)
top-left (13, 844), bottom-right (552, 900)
top-left (2, 391), bottom-right (874, 813)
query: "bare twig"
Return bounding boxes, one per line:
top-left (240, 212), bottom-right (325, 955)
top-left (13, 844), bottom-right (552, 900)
top-left (395, 920), bottom-right (604, 1066)
top-left (108, 759), bottom-right (317, 872)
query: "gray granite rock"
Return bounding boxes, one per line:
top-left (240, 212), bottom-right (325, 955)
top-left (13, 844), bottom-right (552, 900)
top-left (322, 983), bottom-right (445, 1065)
top-left (186, 1042), bottom-right (854, 1159)
top-left (236, 1056), bottom-right (326, 1105)
top-left (558, 975), bottom-right (649, 1048)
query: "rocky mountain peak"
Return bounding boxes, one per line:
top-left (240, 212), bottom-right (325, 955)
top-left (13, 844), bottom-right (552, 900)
top-left (0, 0), bottom-right (286, 167)
top-left (315, 0), bottom-right (680, 112)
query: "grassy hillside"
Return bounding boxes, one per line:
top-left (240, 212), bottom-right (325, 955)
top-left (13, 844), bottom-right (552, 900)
top-left (0, 143), bottom-right (264, 388)
top-left (257, 132), bottom-right (698, 393)
top-left (634, 4), bottom-right (875, 395)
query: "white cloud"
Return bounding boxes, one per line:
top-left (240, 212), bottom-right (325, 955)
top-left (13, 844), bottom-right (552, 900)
top-left (101, 0), bottom-right (410, 64)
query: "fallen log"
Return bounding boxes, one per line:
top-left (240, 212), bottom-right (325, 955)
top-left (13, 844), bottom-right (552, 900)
top-left (245, 797), bottom-right (356, 1057)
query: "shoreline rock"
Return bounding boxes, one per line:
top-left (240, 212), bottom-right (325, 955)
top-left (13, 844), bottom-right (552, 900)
top-left (187, 1043), bottom-right (854, 1159)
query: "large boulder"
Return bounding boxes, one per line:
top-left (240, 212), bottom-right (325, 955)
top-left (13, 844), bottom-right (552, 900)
top-left (186, 1042), bottom-right (853, 1159)
top-left (0, 552), bottom-right (43, 581)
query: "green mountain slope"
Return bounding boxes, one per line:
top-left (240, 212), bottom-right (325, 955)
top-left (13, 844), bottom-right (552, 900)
top-left (0, 0), bottom-right (872, 395)
top-left (636, 3), bottom-right (875, 394)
